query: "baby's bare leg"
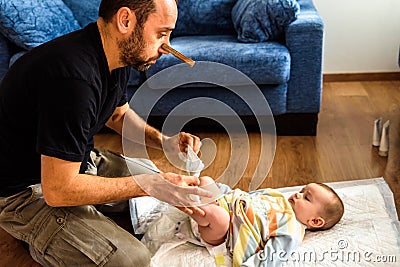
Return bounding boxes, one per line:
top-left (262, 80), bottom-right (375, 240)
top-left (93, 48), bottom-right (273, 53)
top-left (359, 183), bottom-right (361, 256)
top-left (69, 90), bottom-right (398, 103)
top-left (189, 177), bottom-right (230, 246)
top-left (191, 204), bottom-right (230, 246)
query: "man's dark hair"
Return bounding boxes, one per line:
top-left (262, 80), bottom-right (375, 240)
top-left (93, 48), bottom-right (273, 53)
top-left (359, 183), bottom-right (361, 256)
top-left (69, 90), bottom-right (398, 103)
top-left (98, 0), bottom-right (156, 27)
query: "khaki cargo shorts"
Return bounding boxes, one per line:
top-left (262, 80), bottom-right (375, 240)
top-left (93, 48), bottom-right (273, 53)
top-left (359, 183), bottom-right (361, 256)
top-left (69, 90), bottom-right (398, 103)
top-left (0, 148), bottom-right (154, 266)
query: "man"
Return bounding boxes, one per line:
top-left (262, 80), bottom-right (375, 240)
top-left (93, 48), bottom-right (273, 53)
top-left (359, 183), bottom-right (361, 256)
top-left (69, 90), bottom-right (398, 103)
top-left (0, 0), bottom-right (209, 265)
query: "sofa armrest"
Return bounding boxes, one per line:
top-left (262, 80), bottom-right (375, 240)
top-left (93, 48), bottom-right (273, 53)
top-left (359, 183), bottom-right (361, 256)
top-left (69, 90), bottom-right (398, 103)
top-left (285, 0), bottom-right (324, 113)
top-left (0, 33), bottom-right (12, 81)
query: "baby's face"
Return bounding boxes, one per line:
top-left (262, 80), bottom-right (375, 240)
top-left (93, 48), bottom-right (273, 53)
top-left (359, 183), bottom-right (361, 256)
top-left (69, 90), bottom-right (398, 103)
top-left (288, 183), bottom-right (334, 228)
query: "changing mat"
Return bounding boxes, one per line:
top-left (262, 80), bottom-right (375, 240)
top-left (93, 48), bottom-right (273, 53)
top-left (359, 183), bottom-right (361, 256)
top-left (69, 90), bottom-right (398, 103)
top-left (131, 178), bottom-right (400, 266)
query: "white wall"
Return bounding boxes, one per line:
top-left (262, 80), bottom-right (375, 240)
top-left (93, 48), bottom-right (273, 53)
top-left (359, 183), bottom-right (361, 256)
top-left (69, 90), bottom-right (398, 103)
top-left (313, 0), bottom-right (400, 74)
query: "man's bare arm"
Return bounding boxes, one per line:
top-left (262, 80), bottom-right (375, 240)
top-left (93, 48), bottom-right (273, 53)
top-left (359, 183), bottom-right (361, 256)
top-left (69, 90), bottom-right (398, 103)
top-left (41, 155), bottom-right (148, 207)
top-left (105, 103), bottom-right (163, 150)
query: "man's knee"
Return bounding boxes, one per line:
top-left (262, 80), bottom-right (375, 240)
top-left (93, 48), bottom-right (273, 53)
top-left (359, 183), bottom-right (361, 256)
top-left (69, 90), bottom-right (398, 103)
top-left (27, 205), bottom-right (151, 266)
top-left (106, 240), bottom-right (151, 267)
top-left (29, 238), bottom-right (152, 267)
top-left (29, 221), bottom-right (152, 267)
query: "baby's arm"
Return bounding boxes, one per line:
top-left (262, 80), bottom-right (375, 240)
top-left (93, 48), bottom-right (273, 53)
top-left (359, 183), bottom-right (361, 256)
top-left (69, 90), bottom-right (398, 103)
top-left (189, 176), bottom-right (230, 246)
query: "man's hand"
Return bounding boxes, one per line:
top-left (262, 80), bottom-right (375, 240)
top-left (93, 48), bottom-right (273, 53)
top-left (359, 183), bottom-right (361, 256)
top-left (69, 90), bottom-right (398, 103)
top-left (163, 131), bottom-right (201, 154)
top-left (133, 172), bottom-right (212, 213)
top-left (161, 172), bottom-right (208, 216)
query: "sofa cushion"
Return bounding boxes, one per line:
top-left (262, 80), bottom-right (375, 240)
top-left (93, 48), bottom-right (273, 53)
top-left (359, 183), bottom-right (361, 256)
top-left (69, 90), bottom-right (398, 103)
top-left (232, 0), bottom-right (300, 42)
top-left (0, 0), bottom-right (81, 50)
top-left (131, 84), bottom-right (287, 117)
top-left (63, 0), bottom-right (101, 27)
top-left (147, 35), bottom-right (291, 85)
top-left (128, 69), bottom-right (146, 87)
top-left (172, 0), bottom-right (237, 37)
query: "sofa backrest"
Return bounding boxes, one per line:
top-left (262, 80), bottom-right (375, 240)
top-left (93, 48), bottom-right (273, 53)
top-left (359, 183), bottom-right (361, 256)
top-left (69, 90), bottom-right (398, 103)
top-left (172, 0), bottom-right (237, 37)
top-left (62, 0), bottom-right (101, 27)
top-left (63, 0), bottom-right (238, 36)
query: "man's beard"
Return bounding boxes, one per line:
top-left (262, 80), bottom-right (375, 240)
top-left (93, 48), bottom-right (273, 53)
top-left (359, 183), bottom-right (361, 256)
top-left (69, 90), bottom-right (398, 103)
top-left (118, 25), bottom-right (158, 71)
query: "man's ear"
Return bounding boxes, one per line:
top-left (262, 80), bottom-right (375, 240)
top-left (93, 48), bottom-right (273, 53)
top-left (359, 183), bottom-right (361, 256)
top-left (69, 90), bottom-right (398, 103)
top-left (308, 217), bottom-right (325, 228)
top-left (115, 7), bottom-right (136, 34)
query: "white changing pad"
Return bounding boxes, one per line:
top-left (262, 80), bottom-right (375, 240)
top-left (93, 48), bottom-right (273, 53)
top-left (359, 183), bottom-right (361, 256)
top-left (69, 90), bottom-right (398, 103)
top-left (133, 178), bottom-right (400, 266)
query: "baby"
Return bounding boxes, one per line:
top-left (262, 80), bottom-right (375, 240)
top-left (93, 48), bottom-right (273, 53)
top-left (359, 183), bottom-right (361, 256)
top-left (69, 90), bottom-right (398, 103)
top-left (189, 177), bottom-right (344, 267)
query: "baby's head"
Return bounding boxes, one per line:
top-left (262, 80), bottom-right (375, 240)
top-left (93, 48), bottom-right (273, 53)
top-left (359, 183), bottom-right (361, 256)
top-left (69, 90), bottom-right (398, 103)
top-left (288, 183), bottom-right (344, 231)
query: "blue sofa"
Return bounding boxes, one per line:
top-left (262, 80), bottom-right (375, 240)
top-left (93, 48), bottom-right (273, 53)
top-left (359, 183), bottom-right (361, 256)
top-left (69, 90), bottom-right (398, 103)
top-left (0, 0), bottom-right (324, 135)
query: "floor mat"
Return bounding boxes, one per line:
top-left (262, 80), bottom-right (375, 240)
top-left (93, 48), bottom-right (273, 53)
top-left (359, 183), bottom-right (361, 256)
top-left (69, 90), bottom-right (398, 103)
top-left (136, 178), bottom-right (400, 266)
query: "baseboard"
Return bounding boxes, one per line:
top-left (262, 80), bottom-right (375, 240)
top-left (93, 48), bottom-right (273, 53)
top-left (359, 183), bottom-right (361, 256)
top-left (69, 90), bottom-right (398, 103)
top-left (143, 113), bottom-right (318, 136)
top-left (323, 72), bottom-right (400, 82)
top-left (274, 113), bottom-right (318, 136)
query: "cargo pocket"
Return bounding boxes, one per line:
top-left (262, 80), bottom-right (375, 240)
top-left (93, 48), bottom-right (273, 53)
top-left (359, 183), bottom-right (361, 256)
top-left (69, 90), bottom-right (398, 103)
top-left (33, 208), bottom-right (117, 266)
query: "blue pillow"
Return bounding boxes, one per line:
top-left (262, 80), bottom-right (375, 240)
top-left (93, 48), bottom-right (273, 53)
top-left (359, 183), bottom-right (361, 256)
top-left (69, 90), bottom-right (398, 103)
top-left (232, 0), bottom-right (300, 43)
top-left (0, 0), bottom-right (81, 50)
top-left (63, 0), bottom-right (101, 27)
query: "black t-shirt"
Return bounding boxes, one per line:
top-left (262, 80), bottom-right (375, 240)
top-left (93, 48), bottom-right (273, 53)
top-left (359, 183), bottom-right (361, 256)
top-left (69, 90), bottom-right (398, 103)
top-left (0, 23), bottom-right (129, 196)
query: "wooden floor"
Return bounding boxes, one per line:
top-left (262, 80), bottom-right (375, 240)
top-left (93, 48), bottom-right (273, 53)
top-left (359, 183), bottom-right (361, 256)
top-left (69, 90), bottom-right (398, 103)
top-left (1, 80), bottom-right (399, 266)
